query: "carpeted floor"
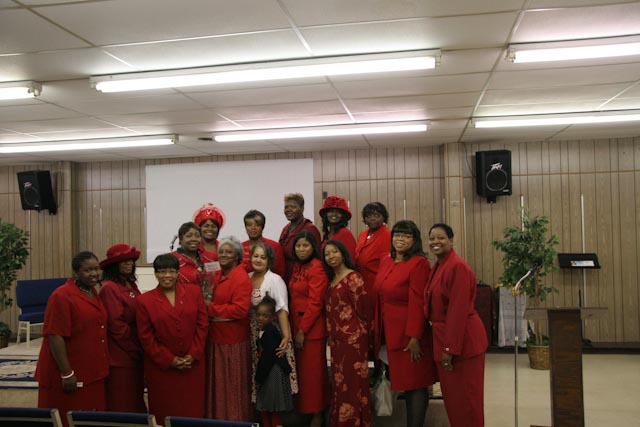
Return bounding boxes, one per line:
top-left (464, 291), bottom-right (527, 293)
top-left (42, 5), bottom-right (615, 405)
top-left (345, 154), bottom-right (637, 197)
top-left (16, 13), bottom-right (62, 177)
top-left (0, 356), bottom-right (37, 389)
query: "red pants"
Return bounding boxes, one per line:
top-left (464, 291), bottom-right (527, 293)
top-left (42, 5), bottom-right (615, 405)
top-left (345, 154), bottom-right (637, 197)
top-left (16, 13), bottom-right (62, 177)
top-left (437, 353), bottom-right (485, 427)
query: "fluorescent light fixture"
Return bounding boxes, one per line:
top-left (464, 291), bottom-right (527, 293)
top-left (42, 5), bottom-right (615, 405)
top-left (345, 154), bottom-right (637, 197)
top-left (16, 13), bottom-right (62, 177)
top-left (474, 111), bottom-right (640, 128)
top-left (0, 81), bottom-right (42, 100)
top-left (508, 36), bottom-right (640, 63)
top-left (0, 135), bottom-right (176, 154)
top-left (91, 50), bottom-right (440, 93)
top-left (214, 122), bottom-right (428, 142)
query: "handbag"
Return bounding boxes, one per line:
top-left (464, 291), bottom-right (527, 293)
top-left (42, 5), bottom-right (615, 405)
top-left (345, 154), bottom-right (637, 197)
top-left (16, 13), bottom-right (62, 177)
top-left (372, 366), bottom-right (394, 416)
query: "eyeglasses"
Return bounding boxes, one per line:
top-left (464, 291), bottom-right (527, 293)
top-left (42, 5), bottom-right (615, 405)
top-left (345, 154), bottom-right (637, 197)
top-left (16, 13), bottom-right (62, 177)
top-left (393, 232), bottom-right (414, 240)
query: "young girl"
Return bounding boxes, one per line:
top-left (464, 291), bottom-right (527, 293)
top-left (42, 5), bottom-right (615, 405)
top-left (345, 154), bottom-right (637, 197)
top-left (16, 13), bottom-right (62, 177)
top-left (255, 295), bottom-right (293, 427)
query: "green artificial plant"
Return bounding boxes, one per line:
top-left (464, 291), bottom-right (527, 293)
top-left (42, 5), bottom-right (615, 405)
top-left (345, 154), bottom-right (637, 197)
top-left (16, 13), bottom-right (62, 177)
top-left (492, 209), bottom-right (559, 346)
top-left (0, 220), bottom-right (30, 338)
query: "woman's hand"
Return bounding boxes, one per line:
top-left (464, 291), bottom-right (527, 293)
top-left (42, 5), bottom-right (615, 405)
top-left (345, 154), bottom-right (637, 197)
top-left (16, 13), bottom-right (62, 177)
top-left (61, 374), bottom-right (78, 393)
top-left (404, 337), bottom-right (422, 362)
top-left (294, 330), bottom-right (305, 350)
top-left (171, 356), bottom-right (186, 369)
top-left (182, 354), bottom-right (194, 368)
top-left (441, 352), bottom-right (454, 371)
top-left (276, 335), bottom-right (289, 358)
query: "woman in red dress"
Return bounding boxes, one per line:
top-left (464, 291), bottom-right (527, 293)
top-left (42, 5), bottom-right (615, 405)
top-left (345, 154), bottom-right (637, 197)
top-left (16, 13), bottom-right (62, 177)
top-left (242, 209), bottom-right (286, 277)
top-left (289, 231), bottom-right (329, 427)
top-left (373, 220), bottom-right (435, 427)
top-left (207, 237), bottom-right (253, 421)
top-left (136, 253), bottom-right (208, 425)
top-left (192, 203), bottom-right (225, 266)
top-left (319, 196), bottom-right (357, 262)
top-left (323, 240), bottom-right (371, 427)
top-left (425, 223), bottom-right (488, 427)
top-left (36, 252), bottom-right (109, 427)
top-left (98, 243), bottom-right (146, 413)
top-left (279, 193), bottom-right (321, 283)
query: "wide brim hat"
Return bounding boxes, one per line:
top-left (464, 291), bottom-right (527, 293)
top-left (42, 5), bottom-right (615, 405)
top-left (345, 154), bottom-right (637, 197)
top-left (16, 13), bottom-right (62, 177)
top-left (193, 203), bottom-right (226, 229)
top-left (319, 195), bottom-right (352, 220)
top-left (100, 243), bottom-right (141, 268)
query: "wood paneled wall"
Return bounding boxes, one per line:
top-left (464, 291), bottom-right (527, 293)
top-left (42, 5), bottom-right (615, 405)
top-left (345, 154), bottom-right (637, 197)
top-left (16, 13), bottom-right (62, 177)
top-left (1, 137), bottom-right (638, 343)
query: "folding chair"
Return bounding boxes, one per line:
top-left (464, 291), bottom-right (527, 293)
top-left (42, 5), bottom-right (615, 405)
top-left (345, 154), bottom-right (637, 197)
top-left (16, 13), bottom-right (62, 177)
top-left (0, 407), bottom-right (63, 427)
top-left (165, 416), bottom-right (259, 427)
top-left (66, 411), bottom-right (156, 427)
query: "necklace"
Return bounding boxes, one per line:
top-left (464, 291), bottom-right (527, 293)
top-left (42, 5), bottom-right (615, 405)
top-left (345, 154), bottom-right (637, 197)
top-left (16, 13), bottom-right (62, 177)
top-left (75, 281), bottom-right (94, 297)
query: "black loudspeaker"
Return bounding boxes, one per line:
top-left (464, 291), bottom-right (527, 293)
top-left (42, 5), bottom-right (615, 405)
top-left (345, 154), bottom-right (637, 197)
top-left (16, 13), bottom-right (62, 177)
top-left (17, 170), bottom-right (57, 214)
top-left (475, 150), bottom-right (512, 203)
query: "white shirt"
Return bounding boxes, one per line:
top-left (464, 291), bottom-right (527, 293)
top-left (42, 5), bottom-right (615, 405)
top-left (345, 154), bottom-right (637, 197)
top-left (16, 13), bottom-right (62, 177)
top-left (249, 269), bottom-right (289, 313)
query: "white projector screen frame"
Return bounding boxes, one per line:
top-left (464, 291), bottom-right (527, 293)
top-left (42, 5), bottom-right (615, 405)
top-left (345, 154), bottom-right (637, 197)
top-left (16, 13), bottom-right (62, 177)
top-left (145, 158), bottom-right (314, 262)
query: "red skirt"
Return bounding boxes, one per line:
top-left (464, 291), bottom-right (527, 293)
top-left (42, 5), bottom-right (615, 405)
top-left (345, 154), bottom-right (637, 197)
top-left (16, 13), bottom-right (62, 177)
top-left (105, 365), bottom-right (147, 413)
top-left (210, 340), bottom-right (252, 421)
top-left (38, 379), bottom-right (106, 427)
top-left (295, 338), bottom-right (329, 414)
top-left (386, 341), bottom-right (436, 391)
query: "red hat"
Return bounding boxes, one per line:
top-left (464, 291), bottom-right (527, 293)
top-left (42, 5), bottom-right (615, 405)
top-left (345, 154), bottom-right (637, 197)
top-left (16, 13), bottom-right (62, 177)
top-left (193, 203), bottom-right (226, 229)
top-left (319, 196), bottom-right (352, 220)
top-left (100, 244), bottom-right (141, 269)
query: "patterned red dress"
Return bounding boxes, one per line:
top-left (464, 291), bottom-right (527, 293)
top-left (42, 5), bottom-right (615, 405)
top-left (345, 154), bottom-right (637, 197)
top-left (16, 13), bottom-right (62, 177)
top-left (325, 271), bottom-right (371, 427)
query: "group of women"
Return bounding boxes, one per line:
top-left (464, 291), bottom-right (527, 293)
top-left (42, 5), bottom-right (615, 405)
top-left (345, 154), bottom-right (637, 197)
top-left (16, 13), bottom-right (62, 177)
top-left (36, 193), bottom-right (488, 427)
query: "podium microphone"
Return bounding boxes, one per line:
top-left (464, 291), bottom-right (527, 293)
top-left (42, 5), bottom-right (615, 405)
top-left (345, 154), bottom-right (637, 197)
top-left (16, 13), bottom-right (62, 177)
top-left (170, 234), bottom-right (178, 251)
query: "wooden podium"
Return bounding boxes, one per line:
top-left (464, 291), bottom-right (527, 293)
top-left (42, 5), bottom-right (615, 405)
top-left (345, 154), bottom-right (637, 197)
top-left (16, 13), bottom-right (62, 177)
top-left (525, 307), bottom-right (607, 427)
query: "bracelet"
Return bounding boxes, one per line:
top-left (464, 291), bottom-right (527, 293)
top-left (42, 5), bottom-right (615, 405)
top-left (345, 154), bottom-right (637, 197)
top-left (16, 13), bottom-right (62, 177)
top-left (60, 370), bottom-right (75, 379)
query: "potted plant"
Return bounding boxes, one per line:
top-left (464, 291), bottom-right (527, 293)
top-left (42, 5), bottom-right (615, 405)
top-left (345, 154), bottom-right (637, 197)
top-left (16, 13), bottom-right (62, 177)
top-left (0, 220), bottom-right (30, 348)
top-left (492, 209), bottom-right (559, 369)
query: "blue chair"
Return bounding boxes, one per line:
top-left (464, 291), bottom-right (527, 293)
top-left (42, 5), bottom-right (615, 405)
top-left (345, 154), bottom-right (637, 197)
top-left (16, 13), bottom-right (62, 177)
top-left (66, 411), bottom-right (156, 427)
top-left (165, 417), bottom-right (259, 427)
top-left (15, 278), bottom-right (66, 347)
top-left (0, 407), bottom-right (63, 427)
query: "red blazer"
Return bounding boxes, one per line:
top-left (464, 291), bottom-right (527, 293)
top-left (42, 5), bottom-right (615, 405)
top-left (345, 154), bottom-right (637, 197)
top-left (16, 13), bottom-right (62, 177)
top-left (374, 256), bottom-right (430, 353)
top-left (322, 227), bottom-right (357, 263)
top-left (289, 258), bottom-right (328, 340)
top-left (199, 242), bottom-right (218, 263)
top-left (279, 218), bottom-right (321, 282)
top-left (98, 280), bottom-right (143, 367)
top-left (355, 224), bottom-right (391, 294)
top-left (35, 279), bottom-right (109, 387)
top-left (241, 238), bottom-right (286, 278)
top-left (136, 284), bottom-right (208, 369)
top-left (424, 249), bottom-right (488, 361)
top-left (208, 265), bottom-right (252, 344)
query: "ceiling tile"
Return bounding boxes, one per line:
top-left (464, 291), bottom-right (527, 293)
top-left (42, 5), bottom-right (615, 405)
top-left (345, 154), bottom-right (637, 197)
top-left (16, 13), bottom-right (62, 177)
top-left (475, 101), bottom-right (604, 116)
top-left (0, 117), bottom-right (121, 133)
top-left (96, 110), bottom-right (225, 127)
top-left (103, 30), bottom-right (308, 71)
top-left (230, 114), bottom-right (353, 130)
top-left (480, 83), bottom-right (628, 105)
top-left (216, 100), bottom-right (347, 121)
top-left (35, 0), bottom-right (290, 45)
top-left (600, 97), bottom-right (640, 110)
top-left (187, 83), bottom-right (337, 108)
top-left (345, 92), bottom-right (480, 113)
top-left (0, 104), bottom-right (81, 122)
top-left (0, 9), bottom-right (89, 54)
top-left (489, 62), bottom-right (640, 89)
top-left (25, 128), bottom-right (141, 141)
top-left (59, 93), bottom-right (204, 116)
top-left (282, 0), bottom-right (524, 24)
top-left (0, 48), bottom-right (135, 82)
top-left (512, 3), bottom-right (640, 43)
top-left (334, 73), bottom-right (490, 99)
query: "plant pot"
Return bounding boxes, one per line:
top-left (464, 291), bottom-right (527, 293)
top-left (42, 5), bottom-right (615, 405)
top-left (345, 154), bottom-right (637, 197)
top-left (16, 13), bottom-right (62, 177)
top-left (527, 344), bottom-right (550, 370)
top-left (0, 336), bottom-right (9, 349)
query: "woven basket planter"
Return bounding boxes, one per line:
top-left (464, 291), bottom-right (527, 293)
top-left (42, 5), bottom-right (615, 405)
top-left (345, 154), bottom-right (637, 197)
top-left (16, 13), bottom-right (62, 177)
top-left (528, 344), bottom-right (550, 370)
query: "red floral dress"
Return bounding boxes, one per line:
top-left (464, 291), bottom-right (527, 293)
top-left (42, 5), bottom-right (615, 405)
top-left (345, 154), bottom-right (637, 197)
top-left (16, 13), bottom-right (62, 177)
top-left (325, 271), bottom-right (371, 427)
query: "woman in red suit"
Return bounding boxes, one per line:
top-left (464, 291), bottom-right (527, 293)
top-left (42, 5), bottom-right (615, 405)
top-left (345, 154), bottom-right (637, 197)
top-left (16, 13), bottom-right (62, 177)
top-left (323, 240), bottom-right (371, 427)
top-left (279, 193), bottom-right (321, 283)
top-left (171, 222), bottom-right (214, 299)
top-left (136, 253), bottom-right (208, 425)
top-left (98, 243), bottom-right (146, 413)
top-left (207, 237), bottom-right (253, 421)
top-left (193, 203), bottom-right (225, 266)
top-left (355, 202), bottom-right (391, 339)
top-left (319, 196), bottom-right (357, 262)
top-left (36, 252), bottom-right (109, 427)
top-left (289, 231), bottom-right (329, 427)
top-left (373, 220), bottom-right (435, 427)
top-left (424, 223), bottom-right (488, 427)
top-left (242, 209), bottom-right (286, 277)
